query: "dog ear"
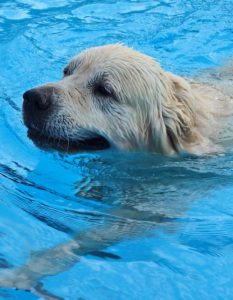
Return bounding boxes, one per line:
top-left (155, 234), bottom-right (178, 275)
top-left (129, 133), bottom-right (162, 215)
top-left (164, 73), bottom-right (197, 151)
top-left (148, 72), bottom-right (197, 154)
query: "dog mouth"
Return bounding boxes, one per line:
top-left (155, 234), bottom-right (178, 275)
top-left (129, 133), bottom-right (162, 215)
top-left (27, 127), bottom-right (110, 153)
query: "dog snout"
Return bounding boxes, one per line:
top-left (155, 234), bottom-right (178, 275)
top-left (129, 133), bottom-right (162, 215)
top-left (23, 86), bottom-right (58, 129)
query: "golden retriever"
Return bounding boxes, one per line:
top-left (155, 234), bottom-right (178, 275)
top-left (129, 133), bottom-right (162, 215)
top-left (22, 44), bottom-right (233, 156)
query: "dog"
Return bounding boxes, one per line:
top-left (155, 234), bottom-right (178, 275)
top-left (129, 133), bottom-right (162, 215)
top-left (22, 44), bottom-right (233, 156)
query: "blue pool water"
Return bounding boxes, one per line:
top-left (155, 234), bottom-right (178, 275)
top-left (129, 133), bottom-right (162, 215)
top-left (1, 1), bottom-right (233, 299)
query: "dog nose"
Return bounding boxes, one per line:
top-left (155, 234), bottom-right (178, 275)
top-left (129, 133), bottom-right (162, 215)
top-left (23, 86), bottom-right (58, 129)
top-left (23, 88), bottom-right (51, 111)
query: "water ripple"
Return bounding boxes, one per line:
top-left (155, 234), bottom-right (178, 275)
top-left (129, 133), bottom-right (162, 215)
top-left (1, 0), bottom-right (233, 299)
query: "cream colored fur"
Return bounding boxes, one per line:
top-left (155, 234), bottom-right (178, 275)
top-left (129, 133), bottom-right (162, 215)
top-left (39, 44), bottom-right (233, 155)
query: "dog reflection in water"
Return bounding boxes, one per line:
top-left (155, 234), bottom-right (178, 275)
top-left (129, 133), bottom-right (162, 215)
top-left (0, 152), bottom-right (230, 299)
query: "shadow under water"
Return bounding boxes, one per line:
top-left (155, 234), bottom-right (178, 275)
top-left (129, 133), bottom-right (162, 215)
top-left (1, 151), bottom-right (233, 299)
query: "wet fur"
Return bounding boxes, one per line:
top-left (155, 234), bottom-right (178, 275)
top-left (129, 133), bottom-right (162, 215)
top-left (30, 44), bottom-right (233, 155)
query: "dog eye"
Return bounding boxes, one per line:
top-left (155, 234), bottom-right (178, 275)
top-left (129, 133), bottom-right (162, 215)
top-left (63, 67), bottom-right (70, 77)
top-left (94, 83), bottom-right (114, 98)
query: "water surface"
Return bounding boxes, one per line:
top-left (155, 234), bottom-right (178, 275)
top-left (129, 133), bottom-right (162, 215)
top-left (0, 1), bottom-right (233, 299)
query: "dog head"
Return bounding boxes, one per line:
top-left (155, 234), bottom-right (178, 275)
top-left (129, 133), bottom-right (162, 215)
top-left (23, 44), bottom-right (196, 154)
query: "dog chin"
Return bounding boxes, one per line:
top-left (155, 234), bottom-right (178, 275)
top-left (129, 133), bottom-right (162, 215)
top-left (27, 128), bottom-right (110, 153)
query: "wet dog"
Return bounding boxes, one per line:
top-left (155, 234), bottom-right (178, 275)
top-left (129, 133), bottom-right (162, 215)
top-left (23, 44), bottom-right (233, 155)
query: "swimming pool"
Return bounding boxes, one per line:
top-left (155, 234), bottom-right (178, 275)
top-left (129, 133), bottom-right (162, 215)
top-left (1, 0), bottom-right (233, 299)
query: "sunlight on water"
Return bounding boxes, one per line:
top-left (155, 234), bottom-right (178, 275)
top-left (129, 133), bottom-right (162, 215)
top-left (0, 1), bottom-right (233, 299)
